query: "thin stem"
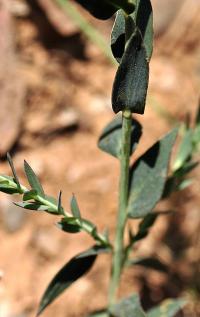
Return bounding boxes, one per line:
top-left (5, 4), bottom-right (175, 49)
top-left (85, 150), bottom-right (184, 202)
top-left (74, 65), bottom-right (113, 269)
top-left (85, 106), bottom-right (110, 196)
top-left (0, 175), bottom-right (109, 246)
top-left (108, 109), bottom-right (132, 307)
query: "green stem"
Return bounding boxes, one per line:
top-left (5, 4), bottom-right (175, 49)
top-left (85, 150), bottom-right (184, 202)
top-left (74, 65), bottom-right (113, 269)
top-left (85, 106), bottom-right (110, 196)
top-left (108, 109), bottom-right (132, 308)
top-left (0, 175), bottom-right (109, 246)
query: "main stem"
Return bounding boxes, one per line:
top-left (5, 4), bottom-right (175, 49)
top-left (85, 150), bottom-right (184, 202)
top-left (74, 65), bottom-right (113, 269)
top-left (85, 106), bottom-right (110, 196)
top-left (108, 109), bottom-right (132, 308)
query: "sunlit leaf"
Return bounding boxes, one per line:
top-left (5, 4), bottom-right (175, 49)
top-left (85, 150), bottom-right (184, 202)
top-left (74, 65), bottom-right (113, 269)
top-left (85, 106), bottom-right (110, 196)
top-left (128, 129), bottom-right (177, 218)
top-left (71, 194), bottom-right (81, 218)
top-left (24, 160), bottom-right (45, 197)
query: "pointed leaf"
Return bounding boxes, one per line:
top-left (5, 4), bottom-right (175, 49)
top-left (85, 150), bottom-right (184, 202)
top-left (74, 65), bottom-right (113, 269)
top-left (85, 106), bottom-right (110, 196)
top-left (15, 202), bottom-right (59, 214)
top-left (147, 298), bottom-right (187, 317)
top-left (24, 161), bottom-right (45, 197)
top-left (57, 191), bottom-right (64, 215)
top-left (71, 194), bottom-right (81, 218)
top-left (7, 153), bottom-right (21, 190)
top-left (112, 31), bottom-right (149, 114)
top-left (111, 10), bottom-right (126, 63)
top-left (15, 201), bottom-right (49, 211)
top-left (110, 294), bottom-right (146, 317)
top-left (37, 245), bottom-right (108, 316)
top-left (128, 257), bottom-right (168, 273)
top-left (128, 129), bottom-right (177, 218)
top-left (98, 116), bottom-right (142, 158)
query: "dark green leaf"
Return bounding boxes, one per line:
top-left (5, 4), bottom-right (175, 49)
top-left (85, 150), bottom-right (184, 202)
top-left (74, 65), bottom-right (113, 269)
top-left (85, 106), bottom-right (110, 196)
top-left (110, 294), bottom-right (146, 317)
top-left (173, 129), bottom-right (193, 171)
top-left (24, 160), bottom-right (45, 197)
top-left (128, 129), bottom-right (177, 218)
top-left (128, 257), bottom-right (168, 273)
top-left (147, 298), bottom-right (187, 317)
top-left (0, 184), bottom-right (20, 195)
top-left (75, 0), bottom-right (134, 20)
top-left (57, 191), bottom-right (64, 215)
top-left (111, 10), bottom-right (126, 63)
top-left (15, 201), bottom-right (59, 214)
top-left (15, 201), bottom-right (49, 211)
top-left (37, 245), bottom-right (107, 316)
top-left (74, 0), bottom-right (115, 20)
top-left (98, 116), bottom-right (142, 158)
top-left (23, 189), bottom-right (37, 201)
top-left (7, 153), bottom-right (21, 190)
top-left (112, 31), bottom-right (149, 114)
top-left (134, 0), bottom-right (153, 61)
top-left (71, 194), bottom-right (81, 218)
top-left (57, 217), bottom-right (81, 233)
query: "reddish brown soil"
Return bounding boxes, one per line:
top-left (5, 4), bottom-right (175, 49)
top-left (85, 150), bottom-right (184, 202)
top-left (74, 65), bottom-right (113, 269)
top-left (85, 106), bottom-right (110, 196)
top-left (0, 2), bottom-right (199, 317)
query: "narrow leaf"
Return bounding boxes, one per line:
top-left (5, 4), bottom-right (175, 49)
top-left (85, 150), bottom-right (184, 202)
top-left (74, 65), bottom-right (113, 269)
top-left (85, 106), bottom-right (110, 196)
top-left (7, 153), bottom-right (21, 190)
top-left (24, 160), bottom-right (45, 197)
top-left (128, 129), bottom-right (178, 218)
top-left (147, 298), bottom-right (187, 317)
top-left (37, 245), bottom-right (107, 316)
top-left (98, 115), bottom-right (142, 158)
top-left (112, 31), bottom-right (149, 114)
top-left (71, 194), bottom-right (81, 218)
top-left (57, 191), bottom-right (63, 215)
top-left (14, 202), bottom-right (49, 211)
top-left (128, 257), bottom-right (168, 273)
top-left (110, 294), bottom-right (146, 317)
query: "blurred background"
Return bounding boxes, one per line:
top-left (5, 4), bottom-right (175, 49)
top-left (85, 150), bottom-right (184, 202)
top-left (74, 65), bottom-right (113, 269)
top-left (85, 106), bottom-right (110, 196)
top-left (0, 0), bottom-right (199, 316)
